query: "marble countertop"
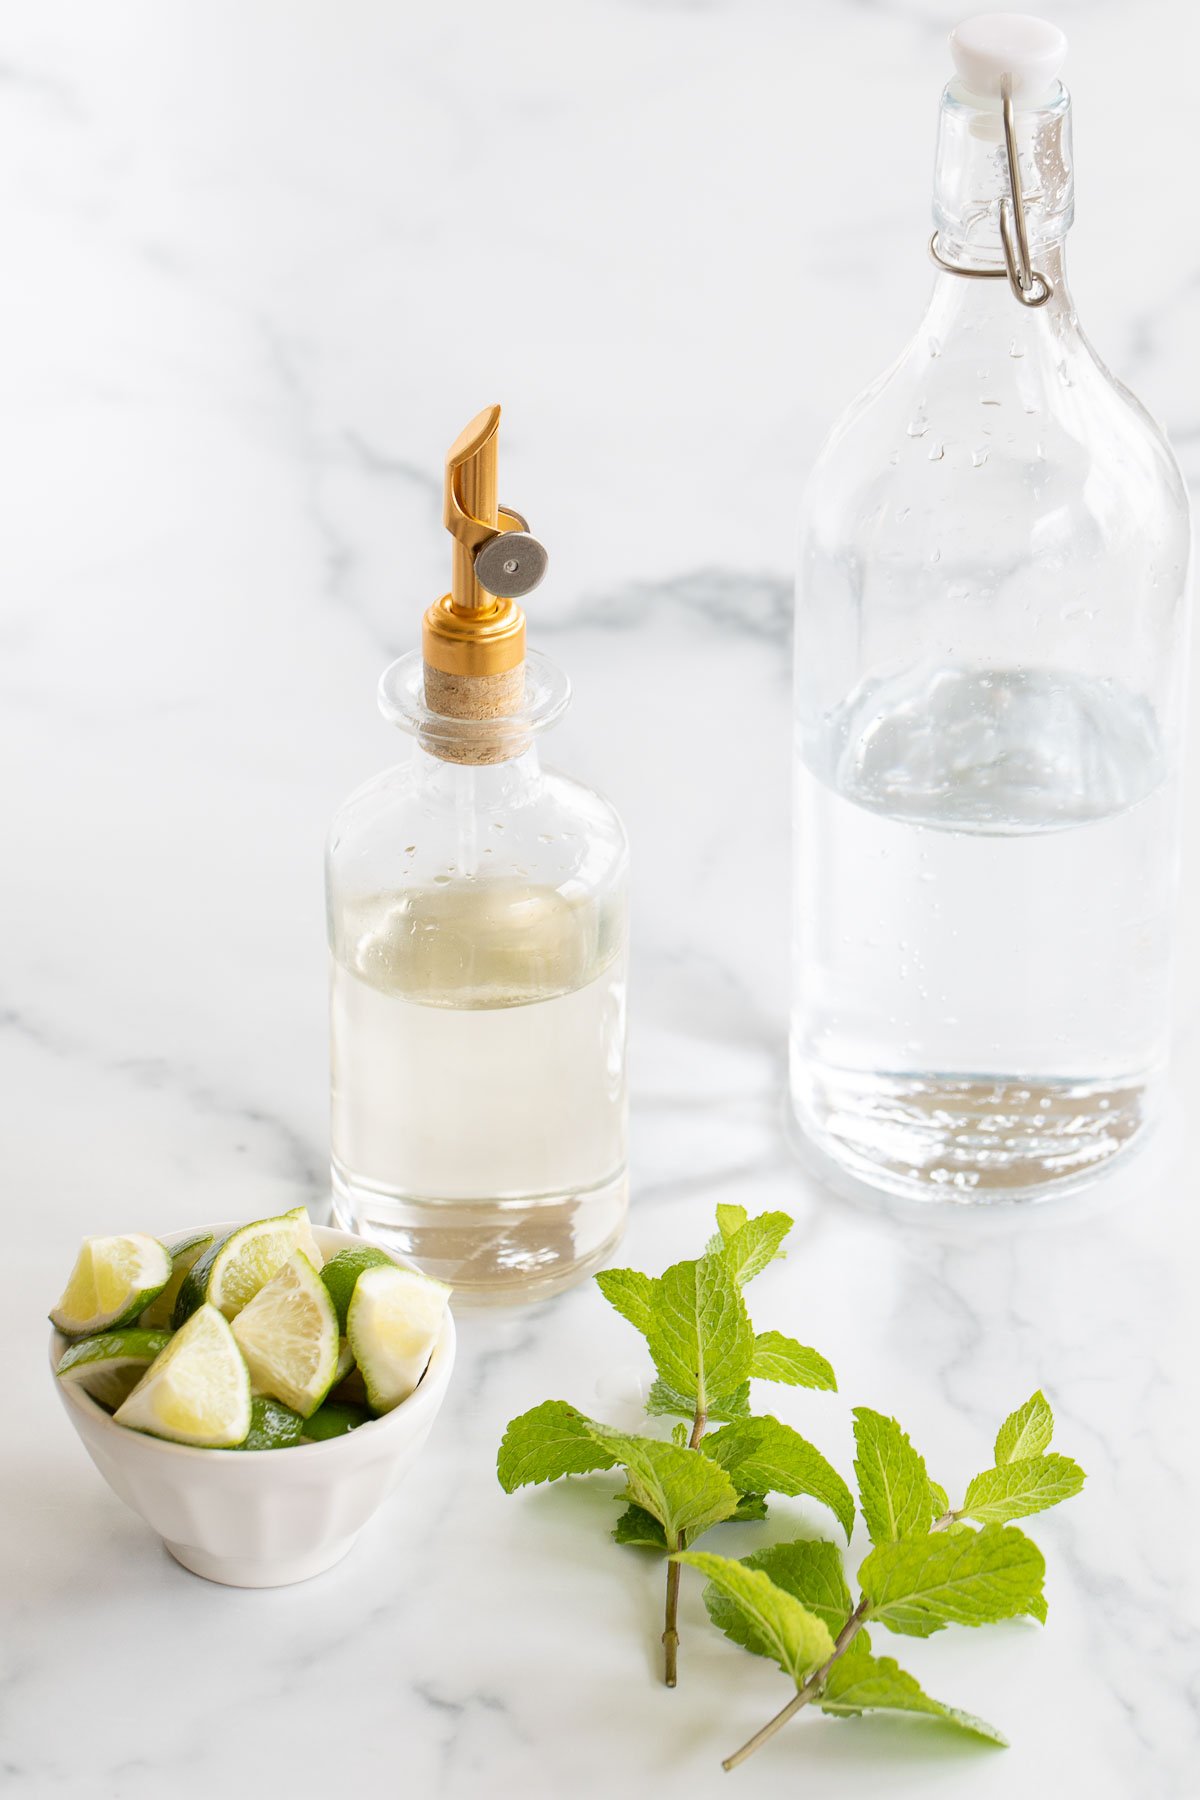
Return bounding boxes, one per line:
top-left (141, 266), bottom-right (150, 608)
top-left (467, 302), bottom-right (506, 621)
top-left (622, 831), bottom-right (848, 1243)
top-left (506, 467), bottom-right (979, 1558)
top-left (5, 2), bottom-right (1199, 1794)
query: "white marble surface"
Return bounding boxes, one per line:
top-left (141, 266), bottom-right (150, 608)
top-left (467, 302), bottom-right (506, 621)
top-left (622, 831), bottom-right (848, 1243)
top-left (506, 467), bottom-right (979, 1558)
top-left (5, 1), bottom-right (1200, 1794)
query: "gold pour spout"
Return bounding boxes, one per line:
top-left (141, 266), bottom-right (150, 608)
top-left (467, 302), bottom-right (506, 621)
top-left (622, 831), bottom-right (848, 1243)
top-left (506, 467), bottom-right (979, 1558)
top-left (423, 403), bottom-right (547, 681)
top-left (445, 404), bottom-right (502, 614)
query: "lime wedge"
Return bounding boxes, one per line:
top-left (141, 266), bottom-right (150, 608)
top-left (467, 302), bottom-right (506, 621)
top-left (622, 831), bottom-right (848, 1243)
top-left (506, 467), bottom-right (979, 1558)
top-left (284, 1206), bottom-right (324, 1269)
top-left (114, 1304), bottom-right (251, 1447)
top-left (346, 1265), bottom-right (451, 1414)
top-left (139, 1231), bottom-right (213, 1330)
top-left (174, 1212), bottom-right (306, 1327)
top-left (334, 1337), bottom-right (355, 1383)
top-left (230, 1253), bottom-right (339, 1418)
top-left (320, 1245), bottom-right (394, 1331)
top-left (56, 1328), bottom-right (173, 1411)
top-left (238, 1394), bottom-right (305, 1451)
top-left (302, 1400), bottom-right (371, 1442)
top-left (50, 1234), bottom-right (172, 1338)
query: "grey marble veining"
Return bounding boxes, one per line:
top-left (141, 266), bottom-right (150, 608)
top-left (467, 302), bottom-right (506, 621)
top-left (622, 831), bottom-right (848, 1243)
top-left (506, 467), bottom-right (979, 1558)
top-left (5, 1), bottom-right (1200, 1795)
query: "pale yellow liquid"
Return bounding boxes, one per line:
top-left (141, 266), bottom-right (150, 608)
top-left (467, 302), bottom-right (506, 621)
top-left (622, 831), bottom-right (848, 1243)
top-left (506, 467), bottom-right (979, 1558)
top-left (330, 881), bottom-right (628, 1300)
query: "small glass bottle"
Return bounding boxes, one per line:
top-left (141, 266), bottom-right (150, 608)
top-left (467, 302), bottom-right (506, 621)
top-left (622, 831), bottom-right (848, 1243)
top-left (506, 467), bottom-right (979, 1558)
top-left (790, 16), bottom-right (1191, 1202)
top-left (327, 407), bottom-right (629, 1300)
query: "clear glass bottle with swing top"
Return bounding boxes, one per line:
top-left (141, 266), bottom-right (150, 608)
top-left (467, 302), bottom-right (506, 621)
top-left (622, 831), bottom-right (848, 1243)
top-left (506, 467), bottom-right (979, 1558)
top-left (326, 407), bottom-right (629, 1302)
top-left (790, 15), bottom-right (1192, 1204)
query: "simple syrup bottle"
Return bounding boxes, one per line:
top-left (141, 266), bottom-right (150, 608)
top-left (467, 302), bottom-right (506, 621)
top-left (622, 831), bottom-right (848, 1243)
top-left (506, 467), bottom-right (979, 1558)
top-left (327, 407), bottom-right (629, 1299)
top-left (791, 16), bottom-right (1191, 1202)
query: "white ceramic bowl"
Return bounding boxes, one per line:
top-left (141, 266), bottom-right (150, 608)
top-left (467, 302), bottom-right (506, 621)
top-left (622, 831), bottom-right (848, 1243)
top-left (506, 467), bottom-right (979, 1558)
top-left (50, 1223), bottom-right (456, 1588)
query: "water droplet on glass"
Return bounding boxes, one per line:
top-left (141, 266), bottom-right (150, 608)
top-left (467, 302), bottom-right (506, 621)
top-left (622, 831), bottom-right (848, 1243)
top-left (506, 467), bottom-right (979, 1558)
top-left (972, 447), bottom-right (988, 468)
top-left (928, 443), bottom-right (944, 461)
top-left (906, 417), bottom-right (929, 439)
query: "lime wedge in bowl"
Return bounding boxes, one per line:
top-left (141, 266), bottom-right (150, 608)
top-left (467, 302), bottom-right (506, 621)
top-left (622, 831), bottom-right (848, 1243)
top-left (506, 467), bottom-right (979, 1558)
top-left (302, 1400), bottom-right (372, 1442)
top-left (320, 1245), bottom-right (394, 1332)
top-left (50, 1234), bottom-right (173, 1338)
top-left (114, 1304), bottom-right (251, 1447)
top-left (347, 1265), bottom-right (452, 1414)
top-left (230, 1253), bottom-right (339, 1418)
top-left (238, 1394), bottom-right (305, 1451)
top-left (55, 1328), bottom-right (173, 1411)
top-left (139, 1230), bottom-right (212, 1330)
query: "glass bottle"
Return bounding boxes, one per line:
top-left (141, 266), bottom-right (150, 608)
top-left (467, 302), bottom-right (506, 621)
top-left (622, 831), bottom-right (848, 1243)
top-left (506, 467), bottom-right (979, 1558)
top-left (327, 408), bottom-right (629, 1299)
top-left (790, 16), bottom-right (1191, 1203)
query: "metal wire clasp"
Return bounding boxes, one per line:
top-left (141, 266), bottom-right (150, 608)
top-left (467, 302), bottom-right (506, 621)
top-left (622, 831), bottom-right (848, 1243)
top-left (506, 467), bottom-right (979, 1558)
top-left (929, 77), bottom-right (1052, 308)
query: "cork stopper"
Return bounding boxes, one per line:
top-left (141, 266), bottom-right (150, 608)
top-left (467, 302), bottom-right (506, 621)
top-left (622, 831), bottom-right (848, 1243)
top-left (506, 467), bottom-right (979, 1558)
top-left (421, 405), bottom-right (547, 765)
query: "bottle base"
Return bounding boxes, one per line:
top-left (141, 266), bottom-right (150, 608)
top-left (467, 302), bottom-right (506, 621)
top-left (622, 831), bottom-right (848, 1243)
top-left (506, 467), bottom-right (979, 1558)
top-left (789, 1062), bottom-right (1156, 1204)
top-left (330, 1161), bottom-right (629, 1304)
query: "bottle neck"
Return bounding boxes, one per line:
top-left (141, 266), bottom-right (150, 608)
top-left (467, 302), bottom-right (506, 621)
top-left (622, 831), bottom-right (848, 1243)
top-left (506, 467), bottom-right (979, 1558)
top-left (924, 238), bottom-right (1077, 344)
top-left (410, 740), bottom-right (543, 808)
top-left (932, 78), bottom-right (1073, 279)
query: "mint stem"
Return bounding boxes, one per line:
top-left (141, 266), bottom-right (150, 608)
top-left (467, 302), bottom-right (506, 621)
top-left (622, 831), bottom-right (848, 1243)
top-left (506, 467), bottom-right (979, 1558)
top-left (722, 1507), bottom-right (961, 1766)
top-left (722, 1598), bottom-right (870, 1771)
top-left (662, 1406), bottom-right (709, 1687)
top-left (663, 1558), bottom-right (681, 1686)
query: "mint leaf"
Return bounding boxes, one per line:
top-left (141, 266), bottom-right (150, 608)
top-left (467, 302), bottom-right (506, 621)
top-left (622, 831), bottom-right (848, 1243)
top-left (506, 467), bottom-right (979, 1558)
top-left (715, 1204), bottom-right (748, 1240)
top-left (819, 1638), bottom-right (1007, 1745)
top-left (616, 1488), bottom-right (765, 1552)
top-left (1026, 1593), bottom-right (1048, 1624)
top-left (853, 1408), bottom-right (936, 1546)
top-left (612, 1503), bottom-right (667, 1550)
top-left (929, 1479), bottom-right (951, 1516)
top-left (962, 1454), bottom-right (1085, 1523)
top-left (645, 1378), bottom-right (751, 1421)
top-left (497, 1400), bottom-right (617, 1491)
top-left (584, 1424), bottom-right (741, 1549)
top-left (719, 1211), bottom-right (792, 1284)
top-left (595, 1267), bottom-right (656, 1338)
top-left (705, 1540), bottom-right (852, 1656)
top-left (995, 1390), bottom-right (1054, 1465)
top-left (645, 1255), bottom-right (754, 1414)
top-left (676, 1550), bottom-right (835, 1684)
top-left (750, 1331), bottom-right (836, 1392)
top-left (703, 1416), bottom-right (854, 1540)
top-left (861, 1524), bottom-right (1045, 1638)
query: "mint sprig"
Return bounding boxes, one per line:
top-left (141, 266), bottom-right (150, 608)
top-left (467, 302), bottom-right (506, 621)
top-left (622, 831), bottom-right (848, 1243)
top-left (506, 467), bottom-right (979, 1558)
top-left (496, 1209), bottom-right (1085, 1766)
top-left (698, 1385), bottom-right (1083, 1769)
top-left (499, 1207), bottom-right (839, 1685)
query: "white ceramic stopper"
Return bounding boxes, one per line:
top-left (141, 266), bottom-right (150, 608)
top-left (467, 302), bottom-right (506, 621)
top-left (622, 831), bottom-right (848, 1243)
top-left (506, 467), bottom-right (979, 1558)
top-left (950, 13), bottom-right (1067, 103)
